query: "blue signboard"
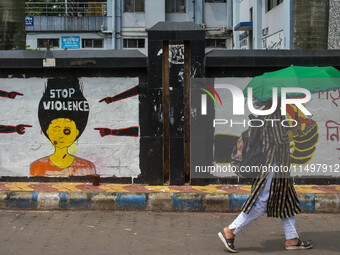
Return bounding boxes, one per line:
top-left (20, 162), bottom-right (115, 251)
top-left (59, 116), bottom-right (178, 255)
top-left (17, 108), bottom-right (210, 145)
top-left (25, 16), bottom-right (34, 26)
top-left (61, 36), bottom-right (81, 49)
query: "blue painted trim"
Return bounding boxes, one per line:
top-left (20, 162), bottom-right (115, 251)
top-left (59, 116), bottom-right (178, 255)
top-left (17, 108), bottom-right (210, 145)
top-left (172, 194), bottom-right (202, 211)
top-left (299, 193), bottom-right (315, 212)
top-left (234, 21), bottom-right (253, 31)
top-left (9, 195), bottom-right (33, 209)
top-left (31, 192), bottom-right (39, 207)
top-left (229, 194), bottom-right (249, 211)
top-left (59, 193), bottom-right (90, 209)
top-left (116, 193), bottom-right (146, 210)
top-left (59, 193), bottom-right (69, 209)
top-left (69, 197), bottom-right (91, 209)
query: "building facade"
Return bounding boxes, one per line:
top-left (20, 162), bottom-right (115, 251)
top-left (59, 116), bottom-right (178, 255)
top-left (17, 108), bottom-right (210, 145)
top-left (233, 0), bottom-right (291, 50)
top-left (233, 0), bottom-right (338, 50)
top-left (25, 0), bottom-right (233, 54)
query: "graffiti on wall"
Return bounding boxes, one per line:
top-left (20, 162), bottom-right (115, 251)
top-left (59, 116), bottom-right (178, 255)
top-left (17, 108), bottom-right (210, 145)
top-left (210, 77), bottom-right (340, 177)
top-left (0, 124), bottom-right (32, 135)
top-left (0, 77), bottom-right (140, 178)
top-left (262, 30), bottom-right (284, 50)
top-left (0, 90), bottom-right (23, 99)
top-left (157, 44), bottom-right (184, 65)
top-left (30, 78), bottom-right (95, 177)
top-left (0, 90), bottom-right (32, 135)
top-left (239, 31), bottom-right (249, 49)
top-left (99, 85), bottom-right (139, 104)
top-left (96, 85), bottom-right (139, 138)
top-left (325, 120), bottom-right (340, 159)
top-left (319, 90), bottom-right (340, 107)
top-left (286, 104), bottom-right (319, 165)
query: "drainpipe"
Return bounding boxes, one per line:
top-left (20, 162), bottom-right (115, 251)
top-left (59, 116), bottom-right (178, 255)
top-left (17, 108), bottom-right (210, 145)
top-left (202, 0), bottom-right (205, 26)
top-left (230, 0), bottom-right (233, 49)
top-left (112, 0), bottom-right (115, 49)
top-left (230, 0), bottom-right (233, 29)
top-left (115, 0), bottom-right (122, 49)
top-left (192, 0), bottom-right (196, 23)
top-left (290, 0), bottom-right (292, 49)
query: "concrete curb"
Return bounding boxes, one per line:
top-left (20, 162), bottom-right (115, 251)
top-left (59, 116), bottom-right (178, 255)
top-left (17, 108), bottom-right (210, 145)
top-left (0, 191), bottom-right (339, 213)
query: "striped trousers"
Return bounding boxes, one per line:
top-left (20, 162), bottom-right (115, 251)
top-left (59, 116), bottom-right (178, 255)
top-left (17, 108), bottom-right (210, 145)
top-left (229, 170), bottom-right (299, 240)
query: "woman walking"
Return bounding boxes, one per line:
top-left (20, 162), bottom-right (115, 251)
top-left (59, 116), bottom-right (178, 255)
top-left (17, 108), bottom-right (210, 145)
top-left (218, 107), bottom-right (313, 253)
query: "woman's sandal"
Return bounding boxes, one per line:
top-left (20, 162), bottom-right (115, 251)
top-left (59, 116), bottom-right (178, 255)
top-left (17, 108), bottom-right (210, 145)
top-left (218, 231), bottom-right (239, 253)
top-left (285, 239), bottom-right (313, 250)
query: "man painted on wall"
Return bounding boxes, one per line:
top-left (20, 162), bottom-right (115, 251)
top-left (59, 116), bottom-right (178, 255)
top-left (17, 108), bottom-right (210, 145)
top-left (30, 78), bottom-right (95, 177)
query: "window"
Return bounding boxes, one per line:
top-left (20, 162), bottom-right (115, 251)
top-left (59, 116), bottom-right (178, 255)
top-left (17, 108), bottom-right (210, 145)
top-left (37, 39), bottom-right (59, 49)
top-left (82, 39), bottom-right (103, 48)
top-left (206, 39), bottom-right (226, 48)
top-left (123, 39), bottom-right (145, 48)
top-left (266, 0), bottom-right (283, 12)
top-left (205, 0), bottom-right (226, 3)
top-left (124, 0), bottom-right (145, 12)
top-left (165, 0), bottom-right (186, 13)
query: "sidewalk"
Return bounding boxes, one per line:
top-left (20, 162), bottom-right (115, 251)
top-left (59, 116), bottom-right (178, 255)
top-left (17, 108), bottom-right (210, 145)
top-left (1, 211), bottom-right (339, 255)
top-left (0, 182), bottom-right (339, 212)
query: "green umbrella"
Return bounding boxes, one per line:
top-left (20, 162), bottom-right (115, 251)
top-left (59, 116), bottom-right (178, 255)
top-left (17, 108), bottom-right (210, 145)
top-left (243, 66), bottom-right (340, 101)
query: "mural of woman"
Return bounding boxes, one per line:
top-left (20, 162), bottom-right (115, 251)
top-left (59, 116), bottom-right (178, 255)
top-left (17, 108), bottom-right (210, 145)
top-left (30, 78), bottom-right (95, 177)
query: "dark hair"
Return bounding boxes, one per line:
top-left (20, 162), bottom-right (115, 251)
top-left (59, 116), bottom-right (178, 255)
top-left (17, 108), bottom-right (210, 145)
top-left (38, 78), bottom-right (89, 139)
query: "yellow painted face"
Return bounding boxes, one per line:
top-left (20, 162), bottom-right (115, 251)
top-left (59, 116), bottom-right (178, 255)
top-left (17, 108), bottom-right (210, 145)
top-left (46, 118), bottom-right (79, 149)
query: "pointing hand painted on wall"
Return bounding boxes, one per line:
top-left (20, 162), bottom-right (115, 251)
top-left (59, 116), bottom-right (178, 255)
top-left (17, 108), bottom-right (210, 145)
top-left (94, 126), bottom-right (139, 137)
top-left (99, 85), bottom-right (139, 104)
top-left (0, 90), bottom-right (23, 99)
top-left (97, 85), bottom-right (140, 139)
top-left (30, 78), bottom-right (95, 177)
top-left (0, 124), bottom-right (32, 135)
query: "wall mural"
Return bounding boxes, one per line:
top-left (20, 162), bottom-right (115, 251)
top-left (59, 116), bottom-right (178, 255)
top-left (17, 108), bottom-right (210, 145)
top-left (212, 77), bottom-right (339, 178)
top-left (30, 78), bottom-right (95, 177)
top-left (0, 77), bottom-right (140, 178)
top-left (0, 90), bottom-right (32, 135)
top-left (286, 104), bottom-right (319, 165)
top-left (0, 90), bottom-right (23, 99)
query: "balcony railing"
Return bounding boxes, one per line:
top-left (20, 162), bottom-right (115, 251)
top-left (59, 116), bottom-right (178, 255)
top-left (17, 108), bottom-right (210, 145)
top-left (25, 1), bottom-right (107, 17)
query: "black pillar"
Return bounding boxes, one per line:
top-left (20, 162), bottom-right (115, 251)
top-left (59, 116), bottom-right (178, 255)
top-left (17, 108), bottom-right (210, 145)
top-left (147, 22), bottom-right (205, 185)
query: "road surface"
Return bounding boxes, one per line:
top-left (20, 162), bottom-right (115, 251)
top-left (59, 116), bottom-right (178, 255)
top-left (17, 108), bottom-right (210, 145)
top-left (0, 210), bottom-right (339, 255)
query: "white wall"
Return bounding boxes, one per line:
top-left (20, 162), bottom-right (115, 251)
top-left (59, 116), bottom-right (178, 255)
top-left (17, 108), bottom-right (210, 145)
top-left (122, 12), bottom-right (146, 28)
top-left (205, 2), bottom-right (230, 27)
top-left (261, 1), bottom-right (288, 49)
top-left (145, 0), bottom-right (165, 28)
top-left (233, 0), bottom-right (291, 49)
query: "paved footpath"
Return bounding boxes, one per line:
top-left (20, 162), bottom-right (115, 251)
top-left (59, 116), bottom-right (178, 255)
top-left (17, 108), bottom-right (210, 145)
top-left (0, 182), bottom-right (339, 212)
top-left (0, 210), bottom-right (339, 255)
